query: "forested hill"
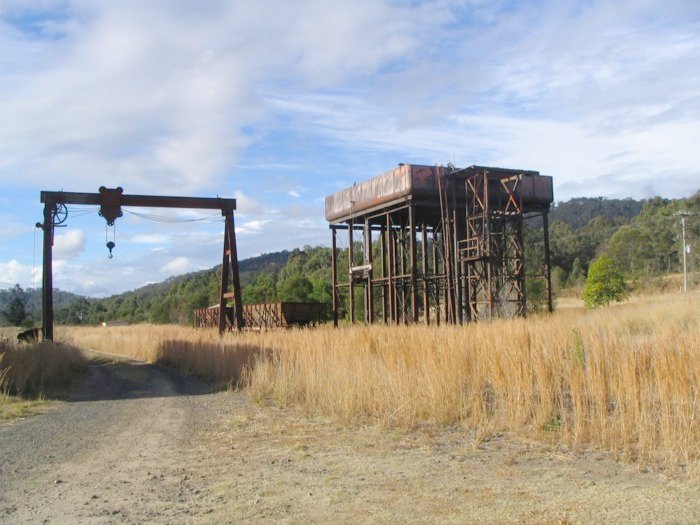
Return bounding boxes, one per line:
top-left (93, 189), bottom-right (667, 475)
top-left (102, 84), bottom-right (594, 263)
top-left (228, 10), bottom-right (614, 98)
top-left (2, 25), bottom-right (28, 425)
top-left (0, 288), bottom-right (82, 324)
top-left (0, 251), bottom-right (291, 327)
top-left (1, 193), bottom-right (698, 327)
top-left (549, 197), bottom-right (645, 229)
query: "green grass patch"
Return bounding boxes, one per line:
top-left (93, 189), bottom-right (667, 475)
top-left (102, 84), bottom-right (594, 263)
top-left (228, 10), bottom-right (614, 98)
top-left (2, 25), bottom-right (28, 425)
top-left (0, 394), bottom-right (54, 421)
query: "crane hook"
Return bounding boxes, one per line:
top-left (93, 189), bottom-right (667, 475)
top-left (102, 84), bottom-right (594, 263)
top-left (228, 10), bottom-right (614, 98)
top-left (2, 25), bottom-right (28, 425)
top-left (106, 241), bottom-right (115, 259)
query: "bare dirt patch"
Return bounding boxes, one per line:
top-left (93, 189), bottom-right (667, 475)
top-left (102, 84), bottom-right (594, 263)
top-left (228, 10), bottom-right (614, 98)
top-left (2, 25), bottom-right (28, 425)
top-left (0, 351), bottom-right (697, 523)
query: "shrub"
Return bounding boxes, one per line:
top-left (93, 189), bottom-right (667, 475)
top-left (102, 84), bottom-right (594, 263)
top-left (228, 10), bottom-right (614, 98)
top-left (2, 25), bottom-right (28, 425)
top-left (583, 255), bottom-right (629, 308)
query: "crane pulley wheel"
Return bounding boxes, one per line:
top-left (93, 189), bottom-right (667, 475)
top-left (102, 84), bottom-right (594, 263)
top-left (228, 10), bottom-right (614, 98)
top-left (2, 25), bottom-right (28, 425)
top-left (52, 203), bottom-right (68, 226)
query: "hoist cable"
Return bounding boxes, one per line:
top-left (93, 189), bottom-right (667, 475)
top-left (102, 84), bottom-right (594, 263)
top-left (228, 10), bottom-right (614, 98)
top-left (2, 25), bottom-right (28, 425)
top-left (122, 208), bottom-right (223, 223)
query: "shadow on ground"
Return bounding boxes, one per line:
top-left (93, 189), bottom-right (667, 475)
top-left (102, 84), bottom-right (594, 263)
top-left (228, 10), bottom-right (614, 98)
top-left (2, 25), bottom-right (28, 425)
top-left (68, 354), bottom-right (216, 403)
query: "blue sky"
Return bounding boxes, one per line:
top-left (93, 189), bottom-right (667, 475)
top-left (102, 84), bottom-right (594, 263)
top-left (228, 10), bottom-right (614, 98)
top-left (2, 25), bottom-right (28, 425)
top-left (0, 0), bottom-right (698, 296)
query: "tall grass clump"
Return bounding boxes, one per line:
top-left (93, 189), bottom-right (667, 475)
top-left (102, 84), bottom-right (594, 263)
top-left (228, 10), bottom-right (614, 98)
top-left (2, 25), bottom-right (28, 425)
top-left (64, 292), bottom-right (699, 468)
top-left (0, 340), bottom-right (87, 395)
top-left (61, 325), bottom-right (266, 385)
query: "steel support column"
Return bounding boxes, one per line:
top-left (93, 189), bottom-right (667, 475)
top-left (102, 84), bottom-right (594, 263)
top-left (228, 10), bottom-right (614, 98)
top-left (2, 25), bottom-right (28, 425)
top-left (348, 220), bottom-right (355, 324)
top-left (365, 219), bottom-right (374, 324)
top-left (409, 203), bottom-right (418, 322)
top-left (331, 227), bottom-right (339, 327)
top-left (386, 214), bottom-right (395, 323)
top-left (421, 223), bottom-right (429, 325)
top-left (380, 224), bottom-right (388, 323)
top-left (41, 204), bottom-right (54, 341)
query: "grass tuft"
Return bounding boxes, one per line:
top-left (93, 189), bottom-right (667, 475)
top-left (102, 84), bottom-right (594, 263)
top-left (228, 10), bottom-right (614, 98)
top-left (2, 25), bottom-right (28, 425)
top-left (0, 339), bottom-right (88, 421)
top-left (0, 340), bottom-right (87, 396)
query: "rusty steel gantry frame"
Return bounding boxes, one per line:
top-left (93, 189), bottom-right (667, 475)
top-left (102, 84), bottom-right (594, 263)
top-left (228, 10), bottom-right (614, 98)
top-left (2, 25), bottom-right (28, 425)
top-left (326, 164), bottom-right (553, 326)
top-left (37, 187), bottom-right (244, 341)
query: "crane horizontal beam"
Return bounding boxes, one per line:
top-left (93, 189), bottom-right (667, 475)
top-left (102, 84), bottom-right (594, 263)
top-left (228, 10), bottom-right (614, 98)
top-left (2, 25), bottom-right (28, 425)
top-left (40, 190), bottom-right (236, 210)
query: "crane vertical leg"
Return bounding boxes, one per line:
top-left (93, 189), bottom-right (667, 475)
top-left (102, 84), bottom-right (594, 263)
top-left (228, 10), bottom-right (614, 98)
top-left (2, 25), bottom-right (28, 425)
top-left (41, 203), bottom-right (54, 342)
top-left (226, 210), bottom-right (244, 330)
top-left (219, 210), bottom-right (244, 333)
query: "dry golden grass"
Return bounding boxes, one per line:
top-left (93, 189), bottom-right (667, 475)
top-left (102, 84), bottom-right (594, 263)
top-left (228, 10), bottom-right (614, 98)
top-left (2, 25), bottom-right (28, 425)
top-left (0, 340), bottom-right (87, 395)
top-left (58, 325), bottom-right (263, 386)
top-left (63, 292), bottom-right (699, 468)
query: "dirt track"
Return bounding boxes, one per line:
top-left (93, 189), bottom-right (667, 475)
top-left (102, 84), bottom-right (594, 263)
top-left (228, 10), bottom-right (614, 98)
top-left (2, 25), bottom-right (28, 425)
top-left (0, 351), bottom-right (698, 524)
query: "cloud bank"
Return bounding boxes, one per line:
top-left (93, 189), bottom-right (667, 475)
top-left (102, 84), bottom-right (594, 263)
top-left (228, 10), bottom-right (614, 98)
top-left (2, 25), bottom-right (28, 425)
top-left (0, 0), bottom-right (697, 295)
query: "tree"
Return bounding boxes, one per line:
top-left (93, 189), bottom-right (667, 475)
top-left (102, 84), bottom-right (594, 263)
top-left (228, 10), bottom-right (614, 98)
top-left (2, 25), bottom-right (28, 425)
top-left (277, 275), bottom-right (313, 302)
top-left (551, 266), bottom-right (568, 292)
top-left (582, 256), bottom-right (629, 308)
top-left (526, 278), bottom-right (548, 313)
top-left (605, 225), bottom-right (652, 276)
top-left (567, 257), bottom-right (586, 288)
top-left (3, 284), bottom-right (27, 326)
top-left (64, 297), bottom-right (91, 325)
top-left (242, 273), bottom-right (277, 304)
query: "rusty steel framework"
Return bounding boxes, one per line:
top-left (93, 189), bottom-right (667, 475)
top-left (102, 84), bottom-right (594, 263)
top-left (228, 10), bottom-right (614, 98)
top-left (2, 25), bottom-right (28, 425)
top-left (326, 164), bottom-right (553, 326)
top-left (37, 187), bottom-right (244, 340)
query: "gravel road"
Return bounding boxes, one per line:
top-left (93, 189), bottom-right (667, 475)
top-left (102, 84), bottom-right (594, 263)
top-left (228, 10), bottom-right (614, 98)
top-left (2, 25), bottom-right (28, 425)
top-left (0, 351), bottom-right (226, 523)
top-left (1, 350), bottom-right (698, 524)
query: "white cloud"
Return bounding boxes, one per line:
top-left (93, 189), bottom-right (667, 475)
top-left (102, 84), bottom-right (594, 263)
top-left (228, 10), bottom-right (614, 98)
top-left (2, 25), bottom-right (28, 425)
top-left (267, 88), bottom-right (700, 199)
top-left (0, 218), bottom-right (32, 240)
top-left (160, 256), bottom-right (191, 275)
top-left (53, 229), bottom-right (86, 260)
top-left (233, 191), bottom-right (263, 216)
top-left (123, 233), bottom-right (170, 244)
top-left (0, 260), bottom-right (33, 288)
top-left (0, 1), bottom-right (430, 194)
top-left (237, 219), bottom-right (271, 235)
top-left (1, 1), bottom-right (698, 297)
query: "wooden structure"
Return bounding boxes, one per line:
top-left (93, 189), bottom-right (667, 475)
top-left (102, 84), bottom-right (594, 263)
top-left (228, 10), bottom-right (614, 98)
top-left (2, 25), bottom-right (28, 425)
top-left (326, 164), bottom-right (554, 326)
top-left (37, 187), bottom-right (243, 340)
top-left (194, 302), bottom-right (325, 330)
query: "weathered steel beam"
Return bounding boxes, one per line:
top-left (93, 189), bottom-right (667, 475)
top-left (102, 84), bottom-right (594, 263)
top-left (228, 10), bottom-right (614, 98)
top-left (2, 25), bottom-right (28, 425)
top-left (409, 202), bottom-right (418, 323)
top-left (365, 219), bottom-right (374, 325)
top-left (225, 209), bottom-right (244, 331)
top-left (41, 190), bottom-right (236, 210)
top-left (348, 220), bottom-right (355, 324)
top-left (422, 223), bottom-right (429, 325)
top-left (331, 227), bottom-right (338, 328)
top-left (41, 204), bottom-right (54, 341)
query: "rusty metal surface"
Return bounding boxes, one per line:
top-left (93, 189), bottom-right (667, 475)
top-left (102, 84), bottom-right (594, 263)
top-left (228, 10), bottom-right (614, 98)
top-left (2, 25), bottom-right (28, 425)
top-left (195, 302), bottom-right (325, 330)
top-left (41, 189), bottom-right (236, 210)
top-left (325, 164), bottom-right (439, 222)
top-left (325, 164), bottom-right (553, 222)
top-left (327, 162), bottom-right (554, 327)
top-left (280, 302), bottom-right (325, 325)
top-left (518, 174), bottom-right (553, 206)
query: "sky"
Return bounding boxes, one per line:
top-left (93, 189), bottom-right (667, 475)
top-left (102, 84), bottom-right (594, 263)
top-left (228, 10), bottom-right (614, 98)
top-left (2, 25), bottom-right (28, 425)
top-left (0, 0), bottom-right (698, 296)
